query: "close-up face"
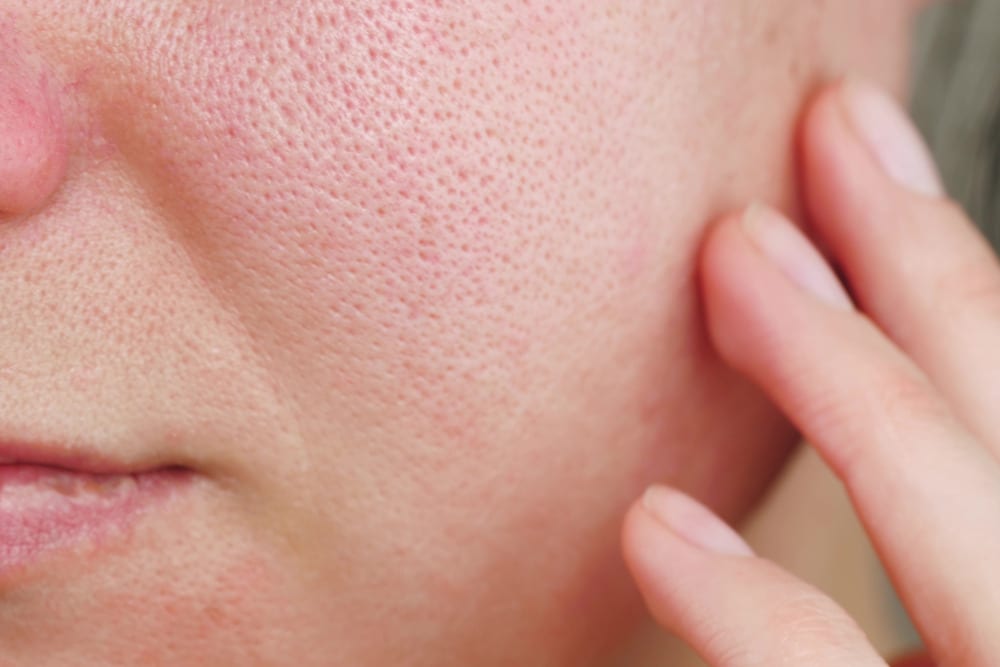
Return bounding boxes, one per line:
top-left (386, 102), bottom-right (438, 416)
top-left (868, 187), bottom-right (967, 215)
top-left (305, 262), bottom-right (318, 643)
top-left (0, 2), bottom-right (925, 665)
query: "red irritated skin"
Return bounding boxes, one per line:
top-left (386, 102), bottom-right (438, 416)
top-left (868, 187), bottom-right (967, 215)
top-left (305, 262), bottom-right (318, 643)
top-left (0, 2), bottom-right (928, 666)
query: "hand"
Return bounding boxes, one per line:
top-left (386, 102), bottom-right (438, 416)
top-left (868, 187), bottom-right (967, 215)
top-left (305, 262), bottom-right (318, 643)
top-left (621, 79), bottom-right (1000, 667)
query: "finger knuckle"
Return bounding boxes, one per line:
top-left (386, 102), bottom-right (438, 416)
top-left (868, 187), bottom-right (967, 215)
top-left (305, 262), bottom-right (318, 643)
top-left (872, 365), bottom-right (951, 428)
top-left (700, 626), bottom-right (758, 665)
top-left (806, 356), bottom-right (952, 482)
top-left (858, 365), bottom-right (957, 469)
top-left (935, 259), bottom-right (1000, 318)
top-left (767, 591), bottom-right (869, 661)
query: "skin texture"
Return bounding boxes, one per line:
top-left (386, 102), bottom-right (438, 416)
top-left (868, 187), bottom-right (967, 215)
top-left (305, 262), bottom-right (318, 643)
top-left (622, 78), bottom-right (995, 667)
top-left (0, 2), bottom-right (922, 665)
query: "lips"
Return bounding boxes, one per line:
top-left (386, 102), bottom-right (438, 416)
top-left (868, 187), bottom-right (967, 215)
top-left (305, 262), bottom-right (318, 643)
top-left (0, 444), bottom-right (191, 580)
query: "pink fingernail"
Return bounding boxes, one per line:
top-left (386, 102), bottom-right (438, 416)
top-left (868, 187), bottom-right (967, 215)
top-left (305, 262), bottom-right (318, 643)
top-left (641, 485), bottom-right (755, 557)
top-left (840, 79), bottom-right (944, 197)
top-left (740, 203), bottom-right (856, 311)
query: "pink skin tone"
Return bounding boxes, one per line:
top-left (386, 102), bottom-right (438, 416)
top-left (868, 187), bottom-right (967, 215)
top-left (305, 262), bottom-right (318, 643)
top-left (0, 3), bottom-right (925, 666)
top-left (624, 80), bottom-right (992, 666)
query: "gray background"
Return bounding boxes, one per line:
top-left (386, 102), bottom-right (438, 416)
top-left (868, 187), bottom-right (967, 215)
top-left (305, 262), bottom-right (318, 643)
top-left (914, 0), bottom-right (1000, 240)
top-left (887, 0), bottom-right (1000, 646)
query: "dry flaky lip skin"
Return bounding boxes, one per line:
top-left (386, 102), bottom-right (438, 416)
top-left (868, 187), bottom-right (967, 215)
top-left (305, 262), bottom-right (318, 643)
top-left (0, 464), bottom-right (191, 581)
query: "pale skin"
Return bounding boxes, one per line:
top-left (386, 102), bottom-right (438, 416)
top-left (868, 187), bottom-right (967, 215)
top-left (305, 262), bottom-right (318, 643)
top-left (0, 1), bottom-right (963, 665)
top-left (623, 80), bottom-right (996, 667)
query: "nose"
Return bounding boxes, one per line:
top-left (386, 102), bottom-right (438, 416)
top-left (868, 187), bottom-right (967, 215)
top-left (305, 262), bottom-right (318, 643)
top-left (0, 33), bottom-right (68, 218)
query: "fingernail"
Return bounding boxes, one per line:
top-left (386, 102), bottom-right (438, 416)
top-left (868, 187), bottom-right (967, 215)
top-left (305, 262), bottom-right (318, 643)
top-left (840, 79), bottom-right (944, 197)
top-left (740, 204), bottom-right (855, 311)
top-left (641, 485), bottom-right (754, 557)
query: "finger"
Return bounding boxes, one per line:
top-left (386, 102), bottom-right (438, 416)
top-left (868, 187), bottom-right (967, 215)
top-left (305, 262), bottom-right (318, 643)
top-left (621, 485), bottom-right (887, 667)
top-left (699, 203), bottom-right (1000, 665)
top-left (802, 79), bottom-right (1000, 453)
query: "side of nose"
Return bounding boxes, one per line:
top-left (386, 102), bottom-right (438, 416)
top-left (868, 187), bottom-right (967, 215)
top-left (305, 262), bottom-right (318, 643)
top-left (0, 39), bottom-right (69, 218)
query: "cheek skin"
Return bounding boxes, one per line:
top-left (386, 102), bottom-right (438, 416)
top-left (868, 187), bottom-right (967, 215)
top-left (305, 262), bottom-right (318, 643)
top-left (0, 1), bottom-right (917, 665)
top-left (82, 2), bottom-right (697, 509)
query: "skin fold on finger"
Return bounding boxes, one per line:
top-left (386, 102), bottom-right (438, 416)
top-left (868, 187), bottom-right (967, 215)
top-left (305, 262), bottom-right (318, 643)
top-left (699, 206), bottom-right (1000, 666)
top-left (801, 80), bottom-right (1000, 454)
top-left (621, 494), bottom-right (887, 667)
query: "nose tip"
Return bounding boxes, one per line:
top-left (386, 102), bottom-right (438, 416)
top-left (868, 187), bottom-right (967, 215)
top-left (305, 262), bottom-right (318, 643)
top-left (0, 72), bottom-right (69, 217)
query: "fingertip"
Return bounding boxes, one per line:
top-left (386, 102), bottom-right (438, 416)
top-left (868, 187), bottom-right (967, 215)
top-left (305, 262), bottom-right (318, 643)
top-left (620, 493), bottom-right (710, 632)
top-left (697, 212), bottom-right (744, 299)
top-left (800, 79), bottom-right (850, 144)
top-left (840, 79), bottom-right (944, 197)
top-left (698, 207), bottom-right (824, 373)
top-left (619, 493), bottom-right (649, 564)
top-left (698, 210), bottom-right (762, 306)
top-left (800, 78), bottom-right (943, 218)
top-left (620, 495), bottom-right (671, 600)
top-left (621, 491), bottom-right (699, 576)
top-left (799, 80), bottom-right (875, 209)
top-left (798, 80), bottom-right (905, 263)
top-left (697, 212), bottom-right (765, 365)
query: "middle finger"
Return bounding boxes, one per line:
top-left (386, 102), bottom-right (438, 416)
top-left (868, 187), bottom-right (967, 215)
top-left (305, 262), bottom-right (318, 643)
top-left (802, 80), bottom-right (1000, 455)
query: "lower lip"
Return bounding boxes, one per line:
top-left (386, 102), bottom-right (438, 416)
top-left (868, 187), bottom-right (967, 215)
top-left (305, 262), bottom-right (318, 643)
top-left (0, 464), bottom-right (189, 578)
